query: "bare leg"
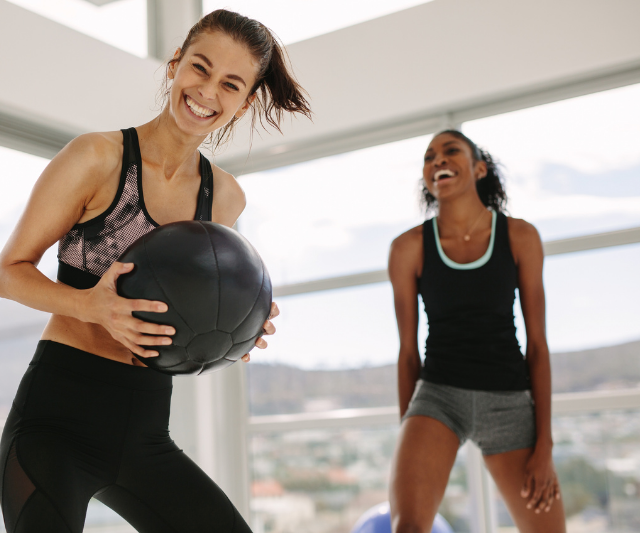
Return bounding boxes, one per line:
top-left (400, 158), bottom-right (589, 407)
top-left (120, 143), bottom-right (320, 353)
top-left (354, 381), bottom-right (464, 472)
top-left (484, 448), bottom-right (566, 533)
top-left (389, 416), bottom-right (460, 533)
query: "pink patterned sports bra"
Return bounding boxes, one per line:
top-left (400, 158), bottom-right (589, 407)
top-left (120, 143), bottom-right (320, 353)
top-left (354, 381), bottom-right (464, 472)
top-left (57, 127), bottom-right (213, 289)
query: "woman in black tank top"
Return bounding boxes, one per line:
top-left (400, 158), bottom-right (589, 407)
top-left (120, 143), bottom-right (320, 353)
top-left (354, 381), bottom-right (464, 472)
top-left (388, 131), bottom-right (566, 532)
top-left (0, 10), bottom-right (310, 533)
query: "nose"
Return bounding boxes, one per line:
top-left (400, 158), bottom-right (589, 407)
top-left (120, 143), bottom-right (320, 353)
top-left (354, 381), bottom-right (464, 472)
top-left (434, 152), bottom-right (447, 167)
top-left (198, 80), bottom-right (218, 103)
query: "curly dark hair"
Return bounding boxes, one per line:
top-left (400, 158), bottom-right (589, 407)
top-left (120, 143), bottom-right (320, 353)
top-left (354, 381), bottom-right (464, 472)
top-left (421, 130), bottom-right (508, 214)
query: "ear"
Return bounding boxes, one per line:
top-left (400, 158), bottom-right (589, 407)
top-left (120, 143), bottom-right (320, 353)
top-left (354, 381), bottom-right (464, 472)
top-left (234, 93), bottom-right (257, 119)
top-left (167, 48), bottom-right (182, 80)
top-left (475, 159), bottom-right (488, 180)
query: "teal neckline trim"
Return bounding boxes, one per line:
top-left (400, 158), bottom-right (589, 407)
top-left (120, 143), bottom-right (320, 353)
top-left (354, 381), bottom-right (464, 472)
top-left (432, 209), bottom-right (496, 270)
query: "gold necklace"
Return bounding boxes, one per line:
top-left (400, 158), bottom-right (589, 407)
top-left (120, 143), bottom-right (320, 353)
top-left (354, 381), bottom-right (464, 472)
top-left (462, 209), bottom-right (487, 242)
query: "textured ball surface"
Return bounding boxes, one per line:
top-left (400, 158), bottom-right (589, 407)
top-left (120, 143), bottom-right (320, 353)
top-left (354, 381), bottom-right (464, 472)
top-left (117, 221), bottom-right (272, 375)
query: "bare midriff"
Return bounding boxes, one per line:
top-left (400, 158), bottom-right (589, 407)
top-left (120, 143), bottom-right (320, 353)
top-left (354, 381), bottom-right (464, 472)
top-left (41, 312), bottom-right (148, 367)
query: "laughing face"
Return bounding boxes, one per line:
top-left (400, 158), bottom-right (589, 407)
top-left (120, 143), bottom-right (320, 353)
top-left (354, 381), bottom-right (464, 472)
top-left (167, 31), bottom-right (260, 138)
top-left (422, 133), bottom-right (487, 201)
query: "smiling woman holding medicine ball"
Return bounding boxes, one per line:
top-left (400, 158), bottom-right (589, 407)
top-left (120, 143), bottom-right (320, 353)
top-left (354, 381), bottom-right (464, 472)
top-left (388, 130), bottom-right (566, 533)
top-left (0, 10), bottom-right (310, 533)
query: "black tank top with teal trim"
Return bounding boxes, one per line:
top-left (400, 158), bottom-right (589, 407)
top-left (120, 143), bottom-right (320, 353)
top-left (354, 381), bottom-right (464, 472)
top-left (419, 210), bottom-right (530, 390)
top-left (57, 127), bottom-right (214, 290)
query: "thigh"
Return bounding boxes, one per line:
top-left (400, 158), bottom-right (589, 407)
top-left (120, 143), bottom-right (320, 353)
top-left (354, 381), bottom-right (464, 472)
top-left (1, 414), bottom-right (95, 533)
top-left (99, 447), bottom-right (251, 533)
top-left (390, 416), bottom-right (460, 533)
top-left (484, 448), bottom-right (566, 533)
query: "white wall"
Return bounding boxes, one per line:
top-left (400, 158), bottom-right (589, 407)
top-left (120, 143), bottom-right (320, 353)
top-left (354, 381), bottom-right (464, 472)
top-left (1, 0), bottom-right (639, 166)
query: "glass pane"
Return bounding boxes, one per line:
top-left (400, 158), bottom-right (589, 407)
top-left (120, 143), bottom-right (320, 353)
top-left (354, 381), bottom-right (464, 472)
top-left (553, 410), bottom-right (640, 532)
top-left (240, 135), bottom-right (430, 286)
top-left (462, 83), bottom-right (640, 241)
top-left (7, 0), bottom-right (147, 57)
top-left (249, 427), bottom-right (470, 533)
top-left (0, 146), bottom-right (54, 420)
top-left (203, 0), bottom-right (433, 45)
top-left (542, 244), bottom-right (640, 393)
top-left (248, 283), bottom-right (429, 415)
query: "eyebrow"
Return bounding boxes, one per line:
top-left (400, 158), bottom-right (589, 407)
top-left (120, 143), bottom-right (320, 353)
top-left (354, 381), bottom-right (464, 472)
top-left (193, 53), bottom-right (247, 88)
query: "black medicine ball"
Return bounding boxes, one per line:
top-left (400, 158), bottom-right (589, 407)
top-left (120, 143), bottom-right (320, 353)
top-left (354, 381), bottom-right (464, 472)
top-left (117, 221), bottom-right (272, 375)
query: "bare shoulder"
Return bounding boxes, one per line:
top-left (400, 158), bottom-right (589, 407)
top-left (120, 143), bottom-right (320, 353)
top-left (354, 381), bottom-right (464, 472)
top-left (506, 216), bottom-right (543, 265)
top-left (63, 131), bottom-right (122, 165)
top-left (209, 162), bottom-right (246, 227)
top-left (507, 216), bottom-right (539, 239)
top-left (389, 224), bottom-right (423, 280)
top-left (391, 225), bottom-right (423, 254)
top-left (53, 131), bottom-right (122, 185)
top-left (34, 131), bottom-right (122, 199)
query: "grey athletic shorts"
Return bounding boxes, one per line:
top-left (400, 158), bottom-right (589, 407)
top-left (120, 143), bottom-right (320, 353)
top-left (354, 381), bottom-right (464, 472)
top-left (403, 380), bottom-right (536, 456)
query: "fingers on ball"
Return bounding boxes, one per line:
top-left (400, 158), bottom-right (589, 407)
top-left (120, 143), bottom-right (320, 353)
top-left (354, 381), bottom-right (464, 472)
top-left (131, 299), bottom-right (168, 313)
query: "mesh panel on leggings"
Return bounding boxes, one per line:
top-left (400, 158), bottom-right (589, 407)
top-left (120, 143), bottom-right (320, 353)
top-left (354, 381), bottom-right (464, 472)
top-left (58, 164), bottom-right (156, 278)
top-left (2, 442), bottom-right (36, 533)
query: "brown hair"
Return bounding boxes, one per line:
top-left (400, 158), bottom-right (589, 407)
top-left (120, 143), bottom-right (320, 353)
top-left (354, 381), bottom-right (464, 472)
top-left (162, 9), bottom-right (311, 150)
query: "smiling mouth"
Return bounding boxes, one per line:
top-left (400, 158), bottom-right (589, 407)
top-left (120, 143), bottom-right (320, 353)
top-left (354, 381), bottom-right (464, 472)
top-left (184, 95), bottom-right (217, 119)
top-left (434, 169), bottom-right (455, 182)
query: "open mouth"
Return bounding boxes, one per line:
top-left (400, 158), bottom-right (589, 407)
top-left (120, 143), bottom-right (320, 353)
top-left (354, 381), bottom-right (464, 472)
top-left (184, 95), bottom-right (217, 119)
top-left (433, 169), bottom-right (455, 183)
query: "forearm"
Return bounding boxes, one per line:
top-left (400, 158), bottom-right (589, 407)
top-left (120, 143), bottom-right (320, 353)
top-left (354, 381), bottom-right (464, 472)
top-left (398, 350), bottom-right (421, 418)
top-left (527, 345), bottom-right (554, 449)
top-left (0, 262), bottom-right (87, 321)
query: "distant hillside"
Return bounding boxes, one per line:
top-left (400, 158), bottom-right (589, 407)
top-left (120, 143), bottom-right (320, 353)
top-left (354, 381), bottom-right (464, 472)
top-left (247, 339), bottom-right (640, 416)
top-left (246, 363), bottom-right (397, 416)
top-left (2, 333), bottom-right (638, 419)
top-left (551, 339), bottom-right (640, 392)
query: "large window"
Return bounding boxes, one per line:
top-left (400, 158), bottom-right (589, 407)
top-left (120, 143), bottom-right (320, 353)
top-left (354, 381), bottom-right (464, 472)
top-left (463, 83), bottom-right (640, 241)
top-left (0, 147), bottom-right (53, 423)
top-left (240, 83), bottom-right (640, 533)
top-left (240, 135), bottom-right (430, 286)
top-left (249, 427), bottom-right (471, 533)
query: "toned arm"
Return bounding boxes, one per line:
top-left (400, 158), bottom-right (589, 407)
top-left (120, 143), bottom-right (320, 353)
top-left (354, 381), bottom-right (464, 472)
top-left (0, 133), bottom-right (173, 358)
top-left (508, 218), bottom-right (552, 447)
top-left (389, 226), bottom-right (423, 418)
top-left (508, 217), bottom-right (562, 510)
top-left (0, 133), bottom-right (119, 317)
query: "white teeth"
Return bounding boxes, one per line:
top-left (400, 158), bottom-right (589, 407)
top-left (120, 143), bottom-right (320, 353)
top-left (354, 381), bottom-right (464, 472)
top-left (186, 96), bottom-right (215, 118)
top-left (434, 169), bottom-right (455, 181)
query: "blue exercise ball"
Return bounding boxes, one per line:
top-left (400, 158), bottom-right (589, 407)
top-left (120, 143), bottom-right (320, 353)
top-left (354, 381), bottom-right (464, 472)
top-left (350, 502), bottom-right (454, 533)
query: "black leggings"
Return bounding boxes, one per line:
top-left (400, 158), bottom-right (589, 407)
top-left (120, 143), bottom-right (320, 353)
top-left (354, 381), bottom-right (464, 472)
top-left (0, 341), bottom-right (251, 533)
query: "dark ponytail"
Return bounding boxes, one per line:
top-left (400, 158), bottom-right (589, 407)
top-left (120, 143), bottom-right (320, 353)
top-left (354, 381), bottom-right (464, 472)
top-left (421, 130), bottom-right (508, 214)
top-left (161, 9), bottom-right (311, 151)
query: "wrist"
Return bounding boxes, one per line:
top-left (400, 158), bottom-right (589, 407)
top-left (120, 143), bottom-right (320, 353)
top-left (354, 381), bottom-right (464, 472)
top-left (534, 436), bottom-right (554, 453)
